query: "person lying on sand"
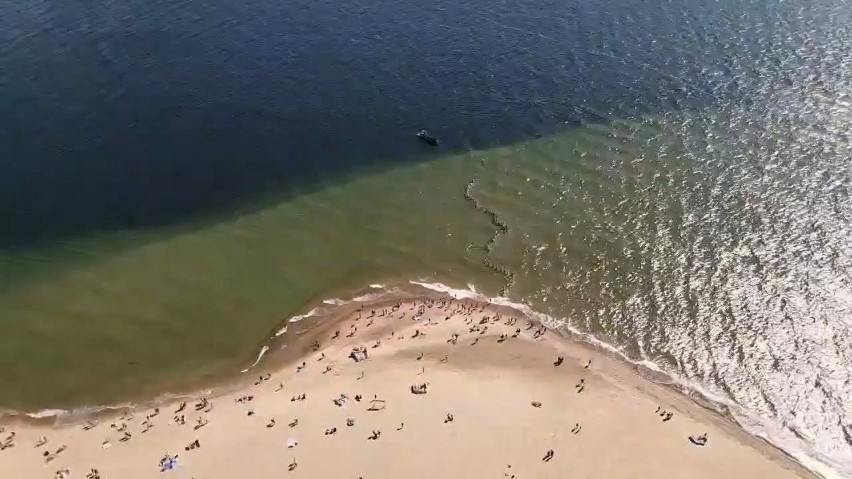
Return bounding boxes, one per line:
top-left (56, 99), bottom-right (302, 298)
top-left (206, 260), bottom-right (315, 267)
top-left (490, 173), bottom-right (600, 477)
top-left (397, 422), bottom-right (404, 431)
top-left (663, 412), bottom-right (674, 422)
top-left (323, 364), bottom-right (333, 374)
top-left (267, 419), bottom-right (276, 428)
top-left (194, 417), bottom-right (208, 430)
top-left (542, 449), bottom-right (554, 462)
top-left (184, 439), bottom-right (201, 451)
top-left (288, 458), bottom-right (298, 471)
top-left (512, 328), bottom-right (520, 338)
top-left (554, 356), bottom-right (564, 367)
top-left (119, 432), bottom-right (132, 442)
top-left (444, 413), bottom-right (454, 423)
top-left (159, 454), bottom-right (180, 472)
top-left (35, 436), bottom-right (48, 447)
top-left (86, 468), bottom-right (101, 479)
top-left (531, 401), bottom-right (542, 408)
top-left (346, 418), bottom-right (355, 427)
top-left (332, 330), bottom-right (340, 340)
top-left (571, 423), bottom-right (582, 434)
top-left (497, 334), bottom-right (508, 343)
top-left (367, 430), bottom-right (381, 440)
top-left (688, 433), bottom-right (708, 446)
top-left (289, 418), bottom-right (299, 428)
top-left (410, 383), bottom-right (428, 395)
top-left (175, 401), bottom-right (187, 413)
top-left (324, 427), bottom-right (337, 435)
top-left (440, 355), bottom-right (448, 363)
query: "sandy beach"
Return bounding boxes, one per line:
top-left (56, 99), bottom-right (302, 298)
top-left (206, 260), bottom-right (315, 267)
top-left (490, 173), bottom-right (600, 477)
top-left (0, 297), bottom-right (817, 479)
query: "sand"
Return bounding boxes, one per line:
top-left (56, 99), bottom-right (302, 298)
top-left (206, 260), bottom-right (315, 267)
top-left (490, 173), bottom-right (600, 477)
top-left (0, 297), bottom-right (817, 479)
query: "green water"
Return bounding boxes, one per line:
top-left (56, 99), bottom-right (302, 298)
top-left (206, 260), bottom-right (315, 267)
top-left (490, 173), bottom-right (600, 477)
top-left (0, 150), bottom-right (503, 409)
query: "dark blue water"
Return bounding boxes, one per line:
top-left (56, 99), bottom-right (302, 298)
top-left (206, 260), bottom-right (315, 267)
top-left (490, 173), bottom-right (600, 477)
top-left (0, 0), bottom-right (766, 249)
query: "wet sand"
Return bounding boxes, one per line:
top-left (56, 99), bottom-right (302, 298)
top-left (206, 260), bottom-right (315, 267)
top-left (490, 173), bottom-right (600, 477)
top-left (0, 297), bottom-right (816, 478)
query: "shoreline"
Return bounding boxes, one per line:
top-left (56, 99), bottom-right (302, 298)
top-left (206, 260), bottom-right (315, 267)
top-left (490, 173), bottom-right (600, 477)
top-left (0, 286), bottom-right (824, 478)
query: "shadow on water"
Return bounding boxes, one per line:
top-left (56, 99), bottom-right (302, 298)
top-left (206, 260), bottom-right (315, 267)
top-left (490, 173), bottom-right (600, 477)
top-left (0, 0), bottom-right (747, 251)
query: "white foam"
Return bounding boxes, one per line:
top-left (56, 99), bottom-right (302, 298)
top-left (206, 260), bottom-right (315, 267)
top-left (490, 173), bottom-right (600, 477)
top-left (26, 409), bottom-right (69, 419)
top-left (288, 307), bottom-right (319, 323)
top-left (351, 292), bottom-right (385, 302)
top-left (240, 345), bottom-right (269, 373)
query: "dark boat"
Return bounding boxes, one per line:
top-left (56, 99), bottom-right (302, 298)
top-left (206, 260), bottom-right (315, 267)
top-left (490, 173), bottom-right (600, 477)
top-left (416, 129), bottom-right (439, 145)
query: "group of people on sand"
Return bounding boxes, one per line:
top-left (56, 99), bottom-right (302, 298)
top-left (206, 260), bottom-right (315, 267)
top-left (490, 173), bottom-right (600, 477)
top-left (11, 296), bottom-right (712, 478)
top-left (655, 406), bottom-right (675, 422)
top-left (159, 453), bottom-right (179, 472)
